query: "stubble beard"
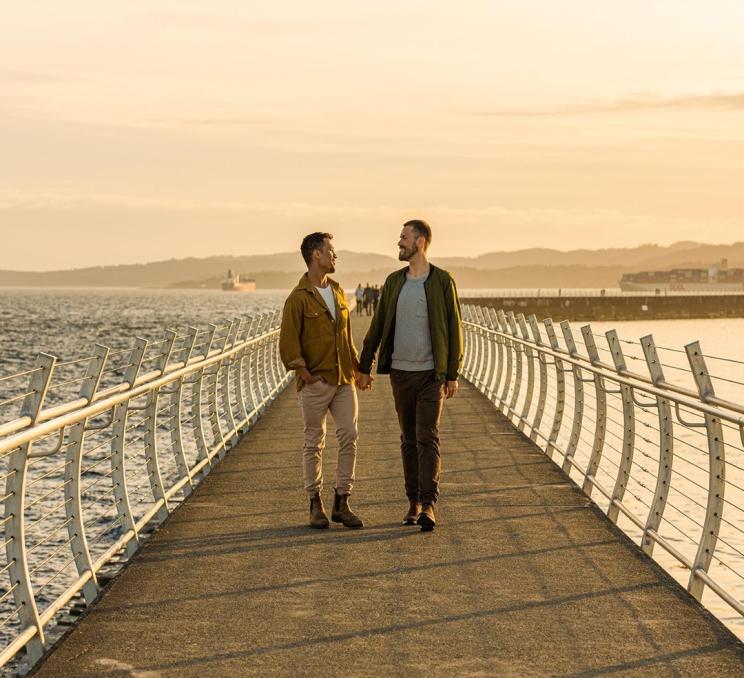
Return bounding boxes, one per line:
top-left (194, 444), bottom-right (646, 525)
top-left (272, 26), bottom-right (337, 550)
top-left (398, 246), bottom-right (415, 261)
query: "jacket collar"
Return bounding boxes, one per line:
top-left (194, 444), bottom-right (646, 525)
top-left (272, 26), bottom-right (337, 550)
top-left (295, 272), bottom-right (340, 293)
top-left (392, 263), bottom-right (438, 284)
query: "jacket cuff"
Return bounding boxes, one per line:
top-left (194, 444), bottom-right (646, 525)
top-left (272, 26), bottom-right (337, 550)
top-left (288, 357), bottom-right (306, 369)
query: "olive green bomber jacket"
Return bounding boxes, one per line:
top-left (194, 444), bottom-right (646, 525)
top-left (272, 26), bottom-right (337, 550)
top-left (359, 264), bottom-right (463, 381)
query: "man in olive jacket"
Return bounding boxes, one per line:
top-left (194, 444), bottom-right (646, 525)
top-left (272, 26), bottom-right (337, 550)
top-left (279, 232), bottom-right (364, 530)
top-left (357, 220), bottom-right (463, 531)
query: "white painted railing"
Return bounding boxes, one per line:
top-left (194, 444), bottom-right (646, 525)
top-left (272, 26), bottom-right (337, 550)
top-left (462, 305), bottom-right (744, 624)
top-left (0, 312), bottom-right (290, 669)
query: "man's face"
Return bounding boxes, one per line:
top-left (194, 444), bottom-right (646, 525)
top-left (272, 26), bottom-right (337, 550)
top-left (316, 238), bottom-right (337, 273)
top-left (398, 226), bottom-right (420, 261)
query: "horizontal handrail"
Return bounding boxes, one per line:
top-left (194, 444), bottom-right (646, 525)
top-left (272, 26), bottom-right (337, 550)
top-left (463, 320), bottom-right (744, 424)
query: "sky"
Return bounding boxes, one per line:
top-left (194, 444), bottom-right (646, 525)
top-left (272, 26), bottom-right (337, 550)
top-left (2, 1), bottom-right (744, 270)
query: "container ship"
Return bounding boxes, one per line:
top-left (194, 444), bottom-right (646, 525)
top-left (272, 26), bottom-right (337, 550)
top-left (221, 270), bottom-right (256, 292)
top-left (619, 259), bottom-right (744, 292)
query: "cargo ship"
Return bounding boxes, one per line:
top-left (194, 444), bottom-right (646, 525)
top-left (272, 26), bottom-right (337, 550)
top-left (619, 259), bottom-right (744, 292)
top-left (221, 270), bottom-right (256, 292)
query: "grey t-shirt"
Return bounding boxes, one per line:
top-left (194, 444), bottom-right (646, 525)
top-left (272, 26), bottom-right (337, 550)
top-left (391, 272), bottom-right (434, 371)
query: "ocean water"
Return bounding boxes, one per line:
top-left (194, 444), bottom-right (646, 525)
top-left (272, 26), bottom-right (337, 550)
top-left (0, 288), bottom-right (289, 372)
top-left (0, 289), bottom-right (743, 655)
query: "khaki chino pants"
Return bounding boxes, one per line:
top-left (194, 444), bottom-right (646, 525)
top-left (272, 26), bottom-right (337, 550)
top-left (298, 381), bottom-right (358, 498)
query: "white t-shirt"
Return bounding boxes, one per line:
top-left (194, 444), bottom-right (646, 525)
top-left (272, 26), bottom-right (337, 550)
top-left (315, 285), bottom-right (336, 320)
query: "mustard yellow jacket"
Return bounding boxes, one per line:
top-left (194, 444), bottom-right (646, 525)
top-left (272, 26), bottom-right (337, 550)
top-left (279, 274), bottom-right (359, 390)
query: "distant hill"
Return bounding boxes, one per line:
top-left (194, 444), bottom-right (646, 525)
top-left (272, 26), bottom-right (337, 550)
top-left (1, 242), bottom-right (742, 289)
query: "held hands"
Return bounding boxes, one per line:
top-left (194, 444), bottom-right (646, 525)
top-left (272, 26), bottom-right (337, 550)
top-left (445, 380), bottom-right (459, 399)
top-left (355, 370), bottom-right (374, 391)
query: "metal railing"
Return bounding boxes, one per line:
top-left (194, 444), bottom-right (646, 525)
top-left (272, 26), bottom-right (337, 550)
top-left (0, 311), bottom-right (290, 669)
top-left (461, 304), bottom-right (744, 625)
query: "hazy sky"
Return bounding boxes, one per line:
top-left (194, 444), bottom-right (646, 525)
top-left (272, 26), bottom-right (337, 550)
top-left (2, 1), bottom-right (744, 270)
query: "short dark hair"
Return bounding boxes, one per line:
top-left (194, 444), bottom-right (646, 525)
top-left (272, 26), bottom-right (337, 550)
top-left (300, 232), bottom-right (333, 266)
top-left (403, 219), bottom-right (432, 250)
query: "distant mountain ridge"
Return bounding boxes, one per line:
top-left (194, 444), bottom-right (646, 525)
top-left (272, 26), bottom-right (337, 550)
top-left (1, 241), bottom-right (742, 289)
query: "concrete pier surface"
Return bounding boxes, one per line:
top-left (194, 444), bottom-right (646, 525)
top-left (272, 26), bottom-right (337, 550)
top-left (32, 317), bottom-right (744, 677)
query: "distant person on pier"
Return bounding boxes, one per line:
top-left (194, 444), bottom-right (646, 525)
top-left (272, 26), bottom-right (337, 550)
top-left (279, 232), bottom-right (364, 530)
top-left (357, 220), bottom-right (463, 532)
top-left (363, 283), bottom-right (374, 315)
top-left (355, 283), bottom-right (364, 315)
top-left (372, 284), bottom-right (381, 313)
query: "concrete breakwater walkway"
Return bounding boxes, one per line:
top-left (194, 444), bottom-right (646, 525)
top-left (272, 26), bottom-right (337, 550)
top-left (32, 317), bottom-right (744, 676)
top-left (462, 294), bottom-right (744, 321)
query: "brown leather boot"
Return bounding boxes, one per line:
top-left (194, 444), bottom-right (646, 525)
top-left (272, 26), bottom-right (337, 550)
top-left (417, 502), bottom-right (436, 531)
top-left (331, 491), bottom-right (364, 529)
top-left (309, 493), bottom-right (329, 529)
top-left (402, 499), bottom-right (421, 525)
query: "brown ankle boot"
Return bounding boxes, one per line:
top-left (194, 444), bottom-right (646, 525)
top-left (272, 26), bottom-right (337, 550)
top-left (309, 493), bottom-right (329, 529)
top-left (417, 502), bottom-right (436, 531)
top-left (331, 491), bottom-right (364, 529)
top-left (402, 499), bottom-right (421, 525)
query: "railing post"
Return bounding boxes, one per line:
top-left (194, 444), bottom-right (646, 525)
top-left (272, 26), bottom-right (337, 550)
top-left (232, 319), bottom-right (250, 430)
top-left (543, 319), bottom-right (566, 461)
top-left (169, 328), bottom-right (198, 497)
top-left (268, 310), bottom-right (282, 397)
top-left (462, 306), bottom-right (475, 380)
top-left (506, 312), bottom-right (522, 424)
top-left (64, 344), bottom-right (108, 605)
top-left (5, 353), bottom-right (56, 662)
top-left (482, 308), bottom-right (499, 400)
top-left (209, 323), bottom-right (230, 461)
top-left (580, 326), bottom-right (607, 498)
top-left (516, 314), bottom-right (535, 435)
top-left (640, 334), bottom-right (674, 556)
top-left (605, 330), bottom-right (636, 524)
top-left (245, 317), bottom-right (261, 420)
top-left (110, 338), bottom-right (147, 557)
top-left (190, 325), bottom-right (214, 478)
top-left (528, 315), bottom-right (548, 443)
top-left (220, 321), bottom-right (240, 448)
top-left (143, 330), bottom-right (177, 522)
top-left (489, 309), bottom-right (505, 406)
top-left (255, 315), bottom-right (270, 412)
top-left (685, 341), bottom-right (725, 601)
top-left (497, 311), bottom-right (513, 414)
top-left (273, 310), bottom-right (289, 392)
top-left (559, 321), bottom-right (584, 474)
top-left (473, 307), bottom-right (487, 390)
top-left (242, 317), bottom-right (260, 422)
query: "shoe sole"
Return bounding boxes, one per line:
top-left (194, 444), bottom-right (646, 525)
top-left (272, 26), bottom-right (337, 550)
top-left (402, 516), bottom-right (420, 525)
top-left (417, 514), bottom-right (436, 530)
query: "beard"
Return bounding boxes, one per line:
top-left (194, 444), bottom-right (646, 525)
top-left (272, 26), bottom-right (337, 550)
top-left (328, 261), bottom-right (336, 273)
top-left (398, 245), bottom-right (415, 261)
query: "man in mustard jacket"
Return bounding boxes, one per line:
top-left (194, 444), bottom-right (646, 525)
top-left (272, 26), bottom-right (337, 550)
top-left (279, 232), bottom-right (364, 529)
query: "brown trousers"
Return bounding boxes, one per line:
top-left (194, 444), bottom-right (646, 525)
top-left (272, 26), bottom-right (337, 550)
top-left (389, 369), bottom-right (445, 504)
